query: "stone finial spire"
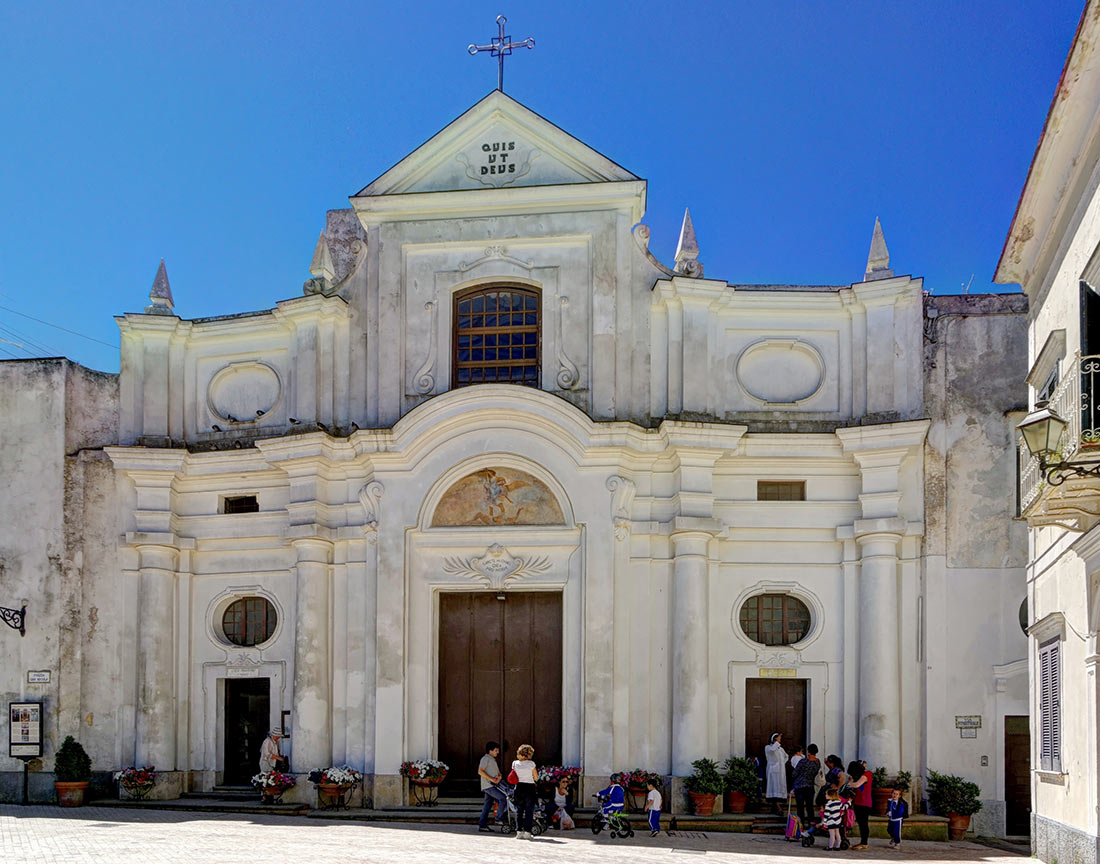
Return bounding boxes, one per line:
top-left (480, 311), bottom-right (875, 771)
top-left (864, 217), bottom-right (894, 281)
top-left (304, 232), bottom-right (336, 295)
top-left (145, 259), bottom-right (175, 315)
top-left (310, 232), bottom-right (335, 281)
top-left (674, 208), bottom-right (703, 278)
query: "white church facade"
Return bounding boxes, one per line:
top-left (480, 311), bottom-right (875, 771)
top-left (0, 91), bottom-right (1029, 828)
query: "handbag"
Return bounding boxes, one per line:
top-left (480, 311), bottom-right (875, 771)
top-left (507, 768), bottom-right (519, 785)
top-left (844, 805), bottom-right (856, 829)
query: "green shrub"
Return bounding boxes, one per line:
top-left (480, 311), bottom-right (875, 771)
top-left (895, 770), bottom-right (912, 792)
top-left (872, 766), bottom-right (888, 787)
top-left (683, 758), bottom-right (724, 795)
top-left (54, 736), bottom-right (92, 782)
top-left (926, 770), bottom-right (982, 816)
top-left (722, 757), bottom-right (759, 795)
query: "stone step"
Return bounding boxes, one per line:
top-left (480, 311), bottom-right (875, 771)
top-left (181, 787), bottom-right (256, 801)
top-left (90, 797), bottom-right (309, 816)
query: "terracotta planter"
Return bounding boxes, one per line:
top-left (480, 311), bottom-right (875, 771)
top-left (316, 782), bottom-right (353, 809)
top-left (408, 776), bottom-right (444, 786)
top-left (688, 791), bottom-right (716, 816)
top-left (872, 786), bottom-right (894, 816)
top-left (724, 789), bottom-right (748, 813)
top-left (55, 781), bottom-right (89, 807)
top-left (260, 784), bottom-right (292, 804)
top-left (947, 812), bottom-right (971, 840)
top-left (120, 783), bottom-right (154, 801)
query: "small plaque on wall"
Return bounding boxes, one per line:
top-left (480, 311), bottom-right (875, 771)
top-left (26, 671), bottom-right (50, 684)
top-left (227, 667), bottom-right (260, 678)
top-left (758, 668), bottom-right (797, 678)
top-left (955, 715), bottom-right (982, 729)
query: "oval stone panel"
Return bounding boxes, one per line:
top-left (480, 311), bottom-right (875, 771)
top-left (735, 339), bottom-right (824, 404)
top-left (208, 362), bottom-right (281, 422)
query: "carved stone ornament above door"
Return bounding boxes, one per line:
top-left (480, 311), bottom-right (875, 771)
top-left (442, 543), bottom-right (551, 590)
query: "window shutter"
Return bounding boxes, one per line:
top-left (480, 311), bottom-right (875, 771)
top-left (1038, 639), bottom-right (1061, 772)
top-left (1050, 640), bottom-right (1062, 773)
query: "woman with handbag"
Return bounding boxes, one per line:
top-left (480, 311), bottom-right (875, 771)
top-left (510, 744), bottom-right (538, 840)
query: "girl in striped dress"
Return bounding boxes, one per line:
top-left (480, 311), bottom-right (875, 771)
top-left (822, 786), bottom-right (847, 851)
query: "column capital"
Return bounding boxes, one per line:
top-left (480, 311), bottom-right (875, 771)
top-left (290, 535), bottom-right (334, 564)
top-left (853, 517), bottom-right (907, 541)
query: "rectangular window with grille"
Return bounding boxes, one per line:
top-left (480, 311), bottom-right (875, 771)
top-left (1038, 637), bottom-right (1062, 772)
top-left (757, 481), bottom-right (806, 501)
top-left (222, 495), bottom-right (259, 514)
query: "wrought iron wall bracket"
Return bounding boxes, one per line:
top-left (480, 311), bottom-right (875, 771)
top-left (1043, 459), bottom-right (1100, 487)
top-left (1, 604), bottom-right (26, 637)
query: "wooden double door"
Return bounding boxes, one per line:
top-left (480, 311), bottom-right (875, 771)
top-left (438, 592), bottom-right (562, 796)
top-left (745, 678), bottom-right (808, 764)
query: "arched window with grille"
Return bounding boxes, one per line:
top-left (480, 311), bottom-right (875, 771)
top-left (452, 285), bottom-right (540, 387)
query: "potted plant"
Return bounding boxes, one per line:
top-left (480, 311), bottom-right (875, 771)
top-left (538, 764), bottom-right (582, 797)
top-left (54, 735), bottom-right (92, 807)
top-left (309, 765), bottom-right (363, 810)
top-left (927, 770), bottom-right (982, 839)
top-left (114, 766), bottom-right (157, 801)
top-left (252, 769), bottom-right (297, 804)
top-left (401, 758), bottom-right (449, 806)
top-left (722, 757), bottom-right (757, 814)
top-left (683, 757), bottom-right (724, 816)
top-left (871, 765), bottom-right (893, 815)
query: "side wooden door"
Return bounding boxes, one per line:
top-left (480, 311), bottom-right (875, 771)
top-left (745, 678), bottom-right (808, 768)
top-left (1004, 715), bottom-right (1031, 835)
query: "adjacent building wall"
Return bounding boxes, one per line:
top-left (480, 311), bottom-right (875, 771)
top-left (923, 294), bottom-right (1030, 836)
top-left (0, 359), bottom-right (121, 801)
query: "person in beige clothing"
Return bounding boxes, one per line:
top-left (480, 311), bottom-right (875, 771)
top-left (259, 729), bottom-right (284, 773)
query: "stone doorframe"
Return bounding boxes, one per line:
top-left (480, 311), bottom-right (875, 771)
top-left (404, 525), bottom-right (585, 779)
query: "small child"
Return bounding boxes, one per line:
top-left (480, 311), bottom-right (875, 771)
top-left (822, 785), bottom-right (846, 850)
top-left (645, 778), bottom-right (662, 837)
top-left (886, 788), bottom-right (908, 848)
top-left (597, 773), bottom-right (626, 816)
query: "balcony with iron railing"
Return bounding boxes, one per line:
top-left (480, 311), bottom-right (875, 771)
top-left (1020, 352), bottom-right (1100, 525)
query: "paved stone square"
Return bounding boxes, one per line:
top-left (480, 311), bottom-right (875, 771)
top-left (0, 805), bottom-right (1026, 863)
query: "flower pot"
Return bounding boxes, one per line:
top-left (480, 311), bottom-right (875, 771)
top-left (947, 812), bottom-right (971, 840)
top-left (55, 781), bottom-right (89, 807)
top-left (688, 791), bottom-right (716, 816)
top-left (316, 782), bottom-right (353, 810)
top-left (724, 789), bottom-right (748, 814)
top-left (120, 784), bottom-right (154, 801)
top-left (261, 784), bottom-right (291, 804)
top-left (872, 786), bottom-right (894, 816)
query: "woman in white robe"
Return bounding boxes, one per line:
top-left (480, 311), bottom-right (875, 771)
top-left (764, 732), bottom-right (788, 805)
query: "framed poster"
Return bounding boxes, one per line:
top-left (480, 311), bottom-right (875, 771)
top-left (9, 701), bottom-right (42, 758)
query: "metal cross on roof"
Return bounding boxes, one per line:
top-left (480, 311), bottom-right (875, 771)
top-left (467, 15), bottom-right (534, 93)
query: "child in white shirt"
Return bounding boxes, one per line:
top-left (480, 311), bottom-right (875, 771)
top-left (645, 778), bottom-right (663, 837)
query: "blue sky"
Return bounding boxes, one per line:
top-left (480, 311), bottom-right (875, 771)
top-left (0, 1), bottom-right (1083, 372)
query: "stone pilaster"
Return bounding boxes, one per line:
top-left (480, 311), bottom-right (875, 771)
top-left (290, 536), bottom-right (333, 772)
top-left (854, 518), bottom-right (905, 770)
top-left (670, 524), bottom-right (714, 776)
top-left (135, 543), bottom-right (178, 769)
top-left (836, 420), bottom-right (928, 772)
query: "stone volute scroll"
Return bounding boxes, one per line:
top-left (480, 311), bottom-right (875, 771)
top-left (358, 481), bottom-right (384, 543)
top-left (606, 475), bottom-right (636, 540)
top-left (556, 296), bottom-right (580, 390)
top-left (442, 543), bottom-right (551, 590)
top-left (413, 301), bottom-right (437, 395)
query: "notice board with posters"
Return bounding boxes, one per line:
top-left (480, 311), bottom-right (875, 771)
top-left (9, 702), bottom-right (42, 758)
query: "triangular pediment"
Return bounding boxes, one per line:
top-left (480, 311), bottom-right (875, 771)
top-left (355, 91), bottom-right (639, 197)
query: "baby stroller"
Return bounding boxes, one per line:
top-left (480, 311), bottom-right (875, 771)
top-left (497, 782), bottom-right (549, 836)
top-left (799, 804), bottom-right (850, 849)
top-left (590, 793), bottom-right (635, 838)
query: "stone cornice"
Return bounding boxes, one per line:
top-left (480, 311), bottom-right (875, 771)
top-left (353, 180), bottom-right (646, 227)
top-left (834, 419), bottom-right (930, 455)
